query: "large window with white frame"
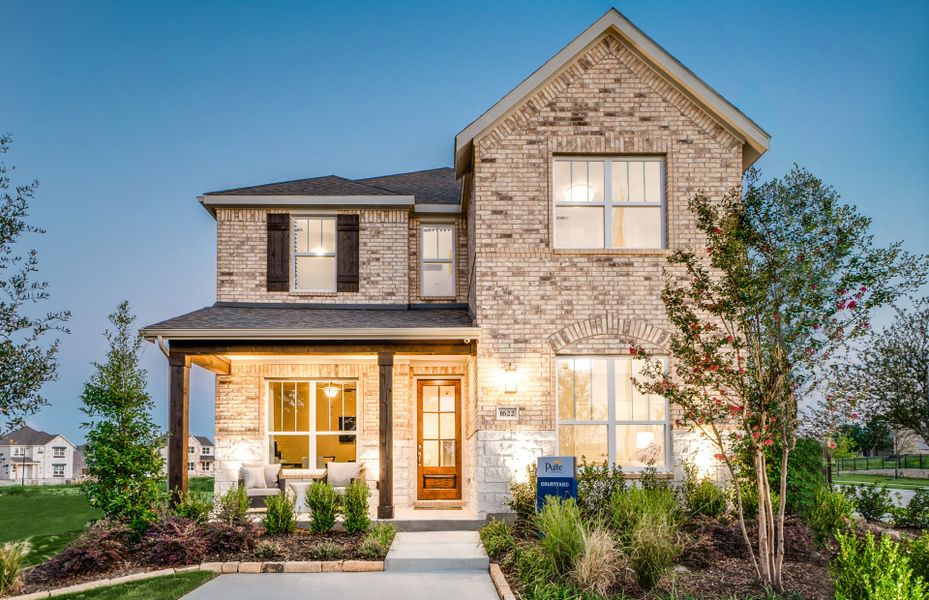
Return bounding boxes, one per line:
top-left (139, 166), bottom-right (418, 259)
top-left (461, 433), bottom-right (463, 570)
top-left (292, 216), bottom-right (337, 292)
top-left (556, 356), bottom-right (669, 470)
top-left (553, 157), bottom-right (665, 249)
top-left (420, 223), bottom-right (455, 297)
top-left (267, 380), bottom-right (358, 469)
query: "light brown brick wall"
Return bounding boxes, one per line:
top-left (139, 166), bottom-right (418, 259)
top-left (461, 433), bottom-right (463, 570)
top-left (408, 216), bottom-right (469, 303)
top-left (216, 208), bottom-right (410, 304)
top-left (471, 32), bottom-right (742, 438)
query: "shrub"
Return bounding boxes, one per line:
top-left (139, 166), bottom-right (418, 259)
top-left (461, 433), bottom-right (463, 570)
top-left (31, 520), bottom-right (133, 582)
top-left (909, 532), bottom-right (929, 583)
top-left (680, 462), bottom-right (727, 518)
top-left (254, 540), bottom-right (284, 561)
top-left (846, 485), bottom-right (894, 522)
top-left (479, 518), bottom-right (515, 560)
top-left (309, 541), bottom-right (342, 561)
top-left (576, 461), bottom-right (626, 522)
top-left (305, 481), bottom-right (338, 533)
top-left (806, 485), bottom-right (855, 543)
top-left (892, 488), bottom-right (929, 530)
top-left (608, 488), bottom-right (681, 590)
top-left (831, 530), bottom-right (928, 600)
top-left (507, 464), bottom-right (537, 531)
top-left (358, 523), bottom-right (396, 559)
top-left (343, 479), bottom-right (370, 533)
top-left (609, 488), bottom-right (680, 538)
top-left (201, 522), bottom-right (257, 556)
top-left (137, 516), bottom-right (208, 567)
top-left (733, 436), bottom-right (824, 516)
top-left (170, 490), bottom-right (213, 524)
top-left (0, 541), bottom-right (30, 596)
top-left (508, 543), bottom-right (557, 588)
top-left (570, 527), bottom-right (620, 597)
top-left (639, 464), bottom-right (671, 492)
top-left (262, 493), bottom-right (297, 534)
top-left (214, 485), bottom-right (250, 526)
top-left (520, 580), bottom-right (608, 600)
top-left (536, 496), bottom-right (585, 577)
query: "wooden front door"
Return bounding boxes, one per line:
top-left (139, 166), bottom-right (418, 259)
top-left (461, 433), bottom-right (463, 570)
top-left (417, 380), bottom-right (461, 500)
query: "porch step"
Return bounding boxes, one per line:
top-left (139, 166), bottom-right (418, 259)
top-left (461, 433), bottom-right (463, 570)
top-left (385, 531), bottom-right (489, 572)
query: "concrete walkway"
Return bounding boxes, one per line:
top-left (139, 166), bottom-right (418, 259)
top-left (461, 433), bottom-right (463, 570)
top-left (181, 572), bottom-right (498, 599)
top-left (385, 530), bottom-right (489, 571)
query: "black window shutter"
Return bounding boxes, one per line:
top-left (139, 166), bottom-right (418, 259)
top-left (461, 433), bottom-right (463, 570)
top-left (266, 213), bottom-right (289, 292)
top-left (337, 214), bottom-right (360, 292)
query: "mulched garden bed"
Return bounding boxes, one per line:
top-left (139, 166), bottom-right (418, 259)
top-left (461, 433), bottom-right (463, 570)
top-left (17, 518), bottom-right (385, 596)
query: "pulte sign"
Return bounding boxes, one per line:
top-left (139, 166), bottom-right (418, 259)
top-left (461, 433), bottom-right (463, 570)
top-left (536, 456), bottom-right (577, 511)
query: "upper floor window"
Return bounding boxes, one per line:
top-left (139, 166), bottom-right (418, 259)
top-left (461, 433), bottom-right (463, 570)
top-left (11, 447), bottom-right (25, 457)
top-left (553, 157), bottom-right (665, 250)
top-left (52, 447), bottom-right (66, 458)
top-left (292, 216), bottom-right (337, 292)
top-left (420, 224), bottom-right (455, 298)
top-left (201, 447), bottom-right (211, 455)
top-left (188, 446), bottom-right (195, 455)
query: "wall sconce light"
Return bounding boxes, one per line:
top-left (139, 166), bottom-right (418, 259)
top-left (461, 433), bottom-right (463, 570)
top-left (504, 365), bottom-right (518, 394)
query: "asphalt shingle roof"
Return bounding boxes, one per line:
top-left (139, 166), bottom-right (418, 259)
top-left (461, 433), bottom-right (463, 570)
top-left (195, 436), bottom-right (214, 447)
top-left (143, 303), bottom-right (474, 332)
top-left (205, 167), bottom-right (460, 205)
top-left (0, 426), bottom-right (57, 446)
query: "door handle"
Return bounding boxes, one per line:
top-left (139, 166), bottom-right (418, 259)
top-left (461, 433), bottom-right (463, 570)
top-left (417, 444), bottom-right (422, 465)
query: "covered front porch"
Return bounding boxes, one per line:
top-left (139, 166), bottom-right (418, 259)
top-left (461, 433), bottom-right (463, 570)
top-left (159, 336), bottom-right (478, 519)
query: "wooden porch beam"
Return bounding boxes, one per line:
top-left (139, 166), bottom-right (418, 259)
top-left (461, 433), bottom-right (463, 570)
top-left (377, 351), bottom-right (394, 519)
top-left (189, 354), bottom-right (231, 375)
top-left (167, 354), bottom-right (190, 500)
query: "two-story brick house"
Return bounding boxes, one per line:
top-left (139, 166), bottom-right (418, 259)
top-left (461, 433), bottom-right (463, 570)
top-left (0, 426), bottom-right (77, 484)
top-left (143, 9), bottom-right (769, 519)
top-left (159, 434), bottom-right (216, 477)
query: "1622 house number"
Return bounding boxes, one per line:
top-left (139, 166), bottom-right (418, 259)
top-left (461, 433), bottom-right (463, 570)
top-left (496, 407), bottom-right (519, 421)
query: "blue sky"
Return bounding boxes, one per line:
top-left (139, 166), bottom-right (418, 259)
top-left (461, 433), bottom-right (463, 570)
top-left (2, 0), bottom-right (927, 444)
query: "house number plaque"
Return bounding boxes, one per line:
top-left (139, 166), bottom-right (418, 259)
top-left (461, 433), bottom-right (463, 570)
top-left (496, 406), bottom-right (519, 421)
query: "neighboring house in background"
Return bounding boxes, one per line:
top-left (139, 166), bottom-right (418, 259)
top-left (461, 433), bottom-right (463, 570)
top-left (0, 426), bottom-right (77, 484)
top-left (159, 434), bottom-right (216, 477)
top-left (896, 430), bottom-right (929, 455)
top-left (73, 445), bottom-right (88, 479)
top-left (142, 9), bottom-right (770, 518)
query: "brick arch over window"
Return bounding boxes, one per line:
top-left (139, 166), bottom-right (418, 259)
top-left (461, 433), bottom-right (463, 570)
top-left (546, 315), bottom-right (672, 353)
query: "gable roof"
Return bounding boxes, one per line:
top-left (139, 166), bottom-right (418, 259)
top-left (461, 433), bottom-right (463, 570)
top-left (0, 425), bottom-right (57, 446)
top-left (454, 8), bottom-right (770, 175)
top-left (200, 167), bottom-right (461, 214)
top-left (195, 436), bottom-right (214, 447)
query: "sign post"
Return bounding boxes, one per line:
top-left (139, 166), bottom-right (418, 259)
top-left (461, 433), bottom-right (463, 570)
top-left (536, 456), bottom-right (577, 511)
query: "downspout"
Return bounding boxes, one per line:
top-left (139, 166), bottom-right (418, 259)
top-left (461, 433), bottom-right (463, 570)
top-left (156, 336), bottom-right (170, 359)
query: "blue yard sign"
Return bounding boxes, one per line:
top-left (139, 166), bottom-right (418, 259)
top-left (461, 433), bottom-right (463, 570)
top-left (536, 456), bottom-right (577, 511)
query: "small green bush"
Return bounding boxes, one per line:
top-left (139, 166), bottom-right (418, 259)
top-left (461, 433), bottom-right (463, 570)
top-left (520, 580), bottom-right (608, 600)
top-left (639, 464), bottom-right (672, 492)
top-left (308, 541), bottom-right (342, 561)
top-left (909, 532), bottom-right (929, 583)
top-left (343, 480), bottom-right (370, 533)
top-left (536, 497), bottom-right (585, 577)
top-left (846, 485), bottom-right (894, 522)
top-left (306, 481), bottom-right (339, 533)
top-left (215, 485), bottom-right (250, 526)
top-left (509, 543), bottom-right (557, 588)
top-left (680, 462), bottom-right (727, 518)
top-left (609, 488), bottom-right (681, 590)
top-left (806, 485), bottom-right (855, 543)
top-left (358, 523), bottom-right (396, 559)
top-left (170, 490), bottom-right (213, 524)
top-left (0, 541), bottom-right (31, 596)
top-left (831, 531), bottom-right (928, 600)
top-left (253, 540), bottom-right (284, 561)
top-left (262, 493), bottom-right (296, 534)
top-left (479, 518), bottom-right (515, 559)
top-left (576, 461), bottom-right (626, 522)
top-left (892, 489), bottom-right (929, 530)
top-left (507, 464), bottom-right (537, 531)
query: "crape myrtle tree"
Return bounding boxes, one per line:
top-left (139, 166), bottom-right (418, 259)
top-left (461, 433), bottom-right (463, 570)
top-left (0, 134), bottom-right (70, 434)
top-left (81, 301), bottom-right (164, 531)
top-left (631, 167), bottom-right (928, 592)
top-left (816, 298), bottom-right (929, 444)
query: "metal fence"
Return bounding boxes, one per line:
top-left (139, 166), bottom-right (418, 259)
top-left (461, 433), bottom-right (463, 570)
top-left (833, 454), bottom-right (929, 473)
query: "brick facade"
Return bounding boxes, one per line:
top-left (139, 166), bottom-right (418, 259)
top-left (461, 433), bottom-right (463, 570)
top-left (204, 29), bottom-right (754, 517)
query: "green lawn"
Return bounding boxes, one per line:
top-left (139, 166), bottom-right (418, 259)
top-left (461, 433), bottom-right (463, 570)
top-left (185, 477), bottom-right (215, 497)
top-left (0, 489), bottom-right (102, 565)
top-left (53, 571), bottom-right (215, 599)
top-left (834, 473), bottom-right (929, 489)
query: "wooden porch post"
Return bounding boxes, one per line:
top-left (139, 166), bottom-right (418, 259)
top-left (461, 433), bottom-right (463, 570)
top-left (167, 353), bottom-right (190, 500)
top-left (377, 351), bottom-right (394, 519)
